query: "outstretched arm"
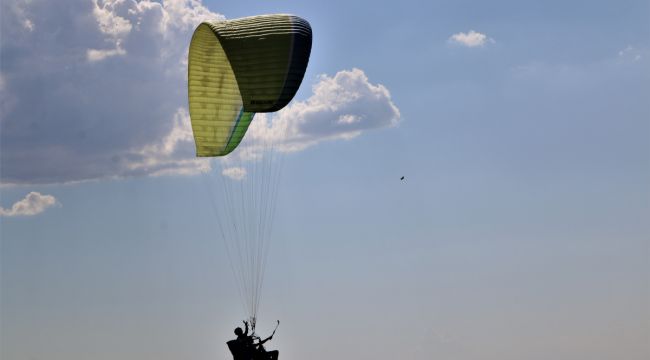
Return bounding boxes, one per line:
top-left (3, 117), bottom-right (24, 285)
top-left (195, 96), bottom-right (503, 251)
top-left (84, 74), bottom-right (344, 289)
top-left (258, 335), bottom-right (273, 345)
top-left (243, 321), bottom-right (249, 336)
top-left (258, 320), bottom-right (279, 345)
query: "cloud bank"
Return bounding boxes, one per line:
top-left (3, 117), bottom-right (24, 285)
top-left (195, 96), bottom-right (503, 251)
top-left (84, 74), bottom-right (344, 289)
top-left (448, 30), bottom-right (493, 47)
top-left (0, 0), bottom-right (401, 185)
top-left (0, 192), bottom-right (59, 216)
top-left (1, 0), bottom-right (220, 185)
top-left (245, 68), bottom-right (400, 153)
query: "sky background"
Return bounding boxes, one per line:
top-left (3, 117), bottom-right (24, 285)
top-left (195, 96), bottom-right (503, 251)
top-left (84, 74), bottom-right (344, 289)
top-left (1, 0), bottom-right (649, 359)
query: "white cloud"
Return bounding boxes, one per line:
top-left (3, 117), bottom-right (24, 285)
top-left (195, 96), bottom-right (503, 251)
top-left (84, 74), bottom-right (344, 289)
top-left (337, 114), bottom-right (362, 124)
top-left (0, 1), bottom-right (400, 185)
top-left (87, 45), bottom-right (127, 61)
top-left (4, 0), bottom-right (35, 32)
top-left (618, 45), bottom-right (642, 62)
top-left (162, 0), bottom-right (224, 31)
top-left (0, 192), bottom-right (59, 216)
top-left (222, 167), bottom-right (247, 181)
top-left (241, 68), bottom-right (401, 155)
top-left (22, 18), bottom-right (34, 31)
top-left (448, 30), bottom-right (493, 47)
top-left (92, 0), bottom-right (133, 38)
top-left (127, 108), bottom-right (210, 177)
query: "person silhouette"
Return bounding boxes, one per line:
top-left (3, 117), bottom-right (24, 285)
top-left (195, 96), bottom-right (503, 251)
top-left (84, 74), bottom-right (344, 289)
top-left (235, 321), bottom-right (251, 344)
top-left (228, 320), bottom-right (280, 360)
top-left (228, 321), bottom-right (254, 360)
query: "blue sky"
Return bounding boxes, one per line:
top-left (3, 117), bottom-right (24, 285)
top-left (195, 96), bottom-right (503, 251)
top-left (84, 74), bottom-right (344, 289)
top-left (1, 1), bottom-right (649, 359)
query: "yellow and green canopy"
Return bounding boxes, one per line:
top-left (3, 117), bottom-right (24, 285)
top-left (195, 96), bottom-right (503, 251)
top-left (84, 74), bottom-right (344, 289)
top-left (187, 14), bottom-right (312, 156)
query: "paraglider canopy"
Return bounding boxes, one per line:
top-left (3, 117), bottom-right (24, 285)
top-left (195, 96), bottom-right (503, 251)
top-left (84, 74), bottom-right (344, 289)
top-left (187, 14), bottom-right (312, 156)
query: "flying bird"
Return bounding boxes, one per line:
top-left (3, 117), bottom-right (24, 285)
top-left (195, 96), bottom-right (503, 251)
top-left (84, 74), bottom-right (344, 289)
top-left (400, 176), bottom-right (405, 181)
